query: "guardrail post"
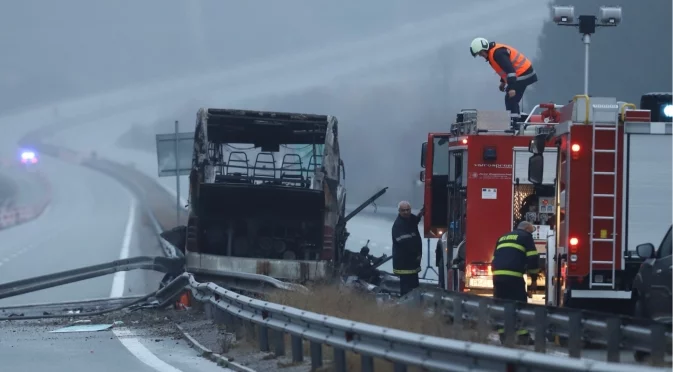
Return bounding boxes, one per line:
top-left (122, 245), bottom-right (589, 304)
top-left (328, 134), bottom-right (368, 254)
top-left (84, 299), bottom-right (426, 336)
top-left (291, 335), bottom-right (303, 363)
top-left (273, 330), bottom-right (285, 357)
top-left (534, 307), bottom-right (546, 353)
top-left (567, 311), bottom-right (582, 358)
top-left (477, 299), bottom-right (489, 341)
top-left (258, 325), bottom-right (269, 352)
top-left (310, 342), bottom-right (322, 369)
top-left (649, 322), bottom-right (666, 366)
top-left (605, 317), bottom-right (620, 362)
top-left (361, 355), bottom-right (374, 372)
top-left (503, 302), bottom-right (516, 347)
top-left (245, 321), bottom-right (255, 342)
top-left (334, 348), bottom-right (346, 372)
top-left (452, 297), bottom-right (463, 332)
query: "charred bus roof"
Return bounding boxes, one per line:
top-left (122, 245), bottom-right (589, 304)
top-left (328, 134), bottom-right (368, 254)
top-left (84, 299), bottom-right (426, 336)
top-left (201, 108), bottom-right (334, 150)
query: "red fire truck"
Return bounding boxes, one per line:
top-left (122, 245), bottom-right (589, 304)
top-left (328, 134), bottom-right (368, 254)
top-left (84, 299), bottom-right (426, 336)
top-left (420, 104), bottom-right (562, 296)
top-left (526, 93), bottom-right (672, 314)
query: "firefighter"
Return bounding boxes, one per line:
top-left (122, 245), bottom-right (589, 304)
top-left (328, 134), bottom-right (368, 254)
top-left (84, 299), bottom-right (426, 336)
top-left (491, 221), bottom-right (540, 345)
top-left (469, 38), bottom-right (538, 125)
top-left (392, 201), bottom-right (424, 296)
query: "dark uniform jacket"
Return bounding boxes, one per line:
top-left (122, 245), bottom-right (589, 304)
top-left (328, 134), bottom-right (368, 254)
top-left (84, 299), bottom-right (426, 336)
top-left (392, 214), bottom-right (422, 275)
top-left (491, 229), bottom-right (540, 278)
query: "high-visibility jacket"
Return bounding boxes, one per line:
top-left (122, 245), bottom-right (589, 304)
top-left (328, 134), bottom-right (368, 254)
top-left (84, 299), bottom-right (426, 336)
top-left (487, 43), bottom-right (533, 83)
top-left (491, 229), bottom-right (540, 278)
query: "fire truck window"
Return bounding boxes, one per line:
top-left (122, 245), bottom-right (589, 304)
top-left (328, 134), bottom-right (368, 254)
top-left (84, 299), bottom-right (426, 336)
top-left (432, 137), bottom-right (449, 175)
top-left (454, 153), bottom-right (463, 180)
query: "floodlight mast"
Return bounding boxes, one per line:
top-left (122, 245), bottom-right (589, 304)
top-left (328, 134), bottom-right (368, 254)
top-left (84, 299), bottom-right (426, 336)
top-left (552, 5), bottom-right (622, 96)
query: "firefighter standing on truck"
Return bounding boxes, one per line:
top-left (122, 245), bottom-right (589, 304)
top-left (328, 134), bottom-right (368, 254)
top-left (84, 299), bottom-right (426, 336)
top-left (392, 201), bottom-right (424, 297)
top-left (469, 37), bottom-right (538, 126)
top-left (491, 221), bottom-right (540, 345)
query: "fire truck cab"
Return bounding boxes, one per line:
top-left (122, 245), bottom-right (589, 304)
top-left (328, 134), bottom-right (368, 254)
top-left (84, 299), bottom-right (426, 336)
top-left (527, 93), bottom-right (672, 314)
top-left (421, 104), bottom-right (562, 296)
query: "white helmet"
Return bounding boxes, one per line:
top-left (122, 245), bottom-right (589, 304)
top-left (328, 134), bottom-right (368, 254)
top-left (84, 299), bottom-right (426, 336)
top-left (470, 37), bottom-right (490, 57)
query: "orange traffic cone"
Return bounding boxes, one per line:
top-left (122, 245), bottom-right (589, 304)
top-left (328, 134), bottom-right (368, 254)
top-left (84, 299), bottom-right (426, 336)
top-left (175, 291), bottom-right (191, 310)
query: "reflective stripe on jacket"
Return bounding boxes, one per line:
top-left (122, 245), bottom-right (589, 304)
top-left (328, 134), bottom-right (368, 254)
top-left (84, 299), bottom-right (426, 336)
top-left (487, 43), bottom-right (532, 82)
top-left (491, 229), bottom-right (540, 277)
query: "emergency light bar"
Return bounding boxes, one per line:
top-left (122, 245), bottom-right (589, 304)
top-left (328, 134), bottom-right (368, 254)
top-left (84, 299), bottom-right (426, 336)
top-left (665, 105), bottom-right (673, 118)
top-left (640, 92), bottom-right (672, 122)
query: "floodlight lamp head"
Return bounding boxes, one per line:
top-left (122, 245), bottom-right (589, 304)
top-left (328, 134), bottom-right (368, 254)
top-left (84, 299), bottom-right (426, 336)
top-left (598, 6), bottom-right (622, 26)
top-left (552, 5), bottom-right (575, 24)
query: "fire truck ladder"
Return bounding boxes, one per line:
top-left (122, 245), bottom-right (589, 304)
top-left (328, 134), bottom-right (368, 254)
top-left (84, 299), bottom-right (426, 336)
top-left (589, 103), bottom-right (620, 289)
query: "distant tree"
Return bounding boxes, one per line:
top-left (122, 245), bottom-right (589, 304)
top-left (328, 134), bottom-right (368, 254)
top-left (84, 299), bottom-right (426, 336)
top-left (531, 0), bottom-right (672, 105)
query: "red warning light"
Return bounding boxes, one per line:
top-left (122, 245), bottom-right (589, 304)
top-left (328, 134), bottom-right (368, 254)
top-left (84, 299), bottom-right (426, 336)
top-left (570, 143), bottom-right (580, 160)
top-left (461, 138), bottom-right (468, 145)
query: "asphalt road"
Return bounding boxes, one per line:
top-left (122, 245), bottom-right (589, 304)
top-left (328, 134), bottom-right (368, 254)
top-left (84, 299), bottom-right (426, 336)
top-left (0, 101), bottom-right (236, 372)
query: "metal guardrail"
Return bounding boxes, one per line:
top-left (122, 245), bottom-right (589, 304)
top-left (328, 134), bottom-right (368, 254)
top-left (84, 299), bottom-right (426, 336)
top-left (184, 272), bottom-right (667, 372)
top-left (416, 290), bottom-right (672, 365)
top-left (0, 256), bottom-right (183, 302)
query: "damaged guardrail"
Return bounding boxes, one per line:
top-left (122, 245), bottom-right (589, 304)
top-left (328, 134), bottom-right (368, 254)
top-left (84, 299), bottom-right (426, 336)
top-left (414, 289), bottom-right (672, 366)
top-left (0, 256), bottom-right (183, 302)
top-left (1, 255), bottom-right (667, 371)
top-left (183, 272), bottom-right (668, 372)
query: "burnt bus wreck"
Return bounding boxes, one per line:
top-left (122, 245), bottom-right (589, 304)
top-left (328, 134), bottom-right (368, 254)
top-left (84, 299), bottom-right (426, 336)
top-left (165, 108), bottom-right (386, 283)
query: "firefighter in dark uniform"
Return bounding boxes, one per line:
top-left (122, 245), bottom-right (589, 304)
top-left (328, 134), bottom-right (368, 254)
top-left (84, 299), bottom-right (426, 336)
top-left (392, 201), bottom-right (424, 296)
top-left (491, 221), bottom-right (540, 344)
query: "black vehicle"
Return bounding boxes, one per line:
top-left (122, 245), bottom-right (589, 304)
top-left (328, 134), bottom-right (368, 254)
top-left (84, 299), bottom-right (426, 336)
top-left (632, 225), bottom-right (672, 324)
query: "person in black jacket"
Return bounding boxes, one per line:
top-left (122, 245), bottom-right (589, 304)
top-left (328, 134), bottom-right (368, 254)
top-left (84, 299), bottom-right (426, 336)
top-left (392, 201), bottom-right (424, 296)
top-left (491, 221), bottom-right (540, 344)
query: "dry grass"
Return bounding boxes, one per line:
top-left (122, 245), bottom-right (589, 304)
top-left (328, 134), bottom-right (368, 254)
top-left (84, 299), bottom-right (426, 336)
top-left (268, 283), bottom-right (481, 342)
top-left (262, 284), bottom-right (487, 372)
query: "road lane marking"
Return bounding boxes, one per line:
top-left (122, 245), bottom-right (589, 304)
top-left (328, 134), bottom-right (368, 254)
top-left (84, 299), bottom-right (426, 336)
top-left (108, 199), bottom-right (193, 372)
top-left (109, 197), bottom-right (136, 298)
top-left (113, 329), bottom-right (184, 372)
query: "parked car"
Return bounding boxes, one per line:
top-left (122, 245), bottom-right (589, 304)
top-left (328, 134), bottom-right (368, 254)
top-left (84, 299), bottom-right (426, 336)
top-left (633, 225), bottom-right (672, 324)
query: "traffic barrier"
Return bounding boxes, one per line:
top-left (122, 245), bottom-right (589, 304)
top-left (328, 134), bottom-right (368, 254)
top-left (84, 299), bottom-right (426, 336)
top-left (417, 289), bottom-right (672, 365)
top-left (0, 255), bottom-right (667, 372)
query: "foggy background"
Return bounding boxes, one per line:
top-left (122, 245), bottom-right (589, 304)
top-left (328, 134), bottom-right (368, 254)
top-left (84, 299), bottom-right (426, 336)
top-left (2, 0), bottom-right (671, 207)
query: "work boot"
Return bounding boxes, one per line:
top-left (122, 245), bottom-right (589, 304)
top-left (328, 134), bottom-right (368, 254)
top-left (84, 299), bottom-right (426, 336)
top-left (510, 114), bottom-right (521, 131)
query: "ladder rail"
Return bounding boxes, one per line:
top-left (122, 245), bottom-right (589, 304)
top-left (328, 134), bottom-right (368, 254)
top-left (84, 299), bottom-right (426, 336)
top-left (589, 108), bottom-right (597, 288)
top-left (589, 104), bottom-right (620, 289)
top-left (610, 106), bottom-right (619, 288)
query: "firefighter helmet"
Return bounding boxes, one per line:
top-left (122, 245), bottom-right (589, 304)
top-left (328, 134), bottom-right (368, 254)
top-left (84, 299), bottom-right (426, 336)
top-left (470, 37), bottom-right (490, 57)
